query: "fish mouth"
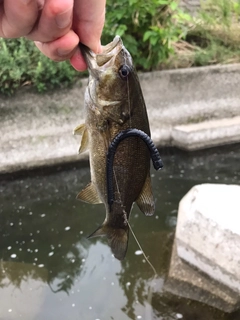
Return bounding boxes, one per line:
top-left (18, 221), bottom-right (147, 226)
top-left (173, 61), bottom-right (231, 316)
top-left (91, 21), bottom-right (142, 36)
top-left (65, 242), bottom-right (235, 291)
top-left (79, 36), bottom-right (123, 72)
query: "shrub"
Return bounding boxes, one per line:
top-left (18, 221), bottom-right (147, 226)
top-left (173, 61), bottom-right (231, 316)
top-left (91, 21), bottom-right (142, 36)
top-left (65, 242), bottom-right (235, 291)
top-left (184, 0), bottom-right (240, 66)
top-left (0, 38), bottom-right (78, 95)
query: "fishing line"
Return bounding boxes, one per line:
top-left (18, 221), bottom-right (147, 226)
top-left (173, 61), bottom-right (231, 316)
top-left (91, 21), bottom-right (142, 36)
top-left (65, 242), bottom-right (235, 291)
top-left (110, 143), bottom-right (158, 314)
top-left (127, 221), bottom-right (157, 277)
top-left (127, 219), bottom-right (158, 320)
top-left (122, 47), bottom-right (132, 128)
top-left (112, 164), bottom-right (158, 320)
top-left (126, 63), bottom-right (131, 128)
top-left (112, 46), bottom-right (160, 318)
top-left (121, 45), bottom-right (158, 277)
top-left (128, 222), bottom-right (177, 320)
top-left (112, 166), bottom-right (158, 279)
top-left (110, 146), bottom-right (157, 277)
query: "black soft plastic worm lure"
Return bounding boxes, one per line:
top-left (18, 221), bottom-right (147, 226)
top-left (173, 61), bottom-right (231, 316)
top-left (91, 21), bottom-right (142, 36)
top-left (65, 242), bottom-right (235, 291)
top-left (106, 128), bottom-right (163, 206)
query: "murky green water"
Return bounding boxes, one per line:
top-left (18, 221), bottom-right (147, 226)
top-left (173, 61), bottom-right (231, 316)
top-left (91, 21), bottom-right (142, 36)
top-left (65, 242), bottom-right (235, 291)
top-left (0, 145), bottom-right (240, 320)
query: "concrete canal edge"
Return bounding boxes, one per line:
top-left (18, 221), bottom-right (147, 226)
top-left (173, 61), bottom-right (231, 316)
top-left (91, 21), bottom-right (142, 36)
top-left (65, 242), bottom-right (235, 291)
top-left (1, 63), bottom-right (240, 174)
top-left (173, 183), bottom-right (240, 311)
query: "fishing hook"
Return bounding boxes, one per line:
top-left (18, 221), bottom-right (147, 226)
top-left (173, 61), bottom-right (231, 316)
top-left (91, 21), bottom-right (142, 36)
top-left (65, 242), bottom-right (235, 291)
top-left (106, 128), bottom-right (163, 206)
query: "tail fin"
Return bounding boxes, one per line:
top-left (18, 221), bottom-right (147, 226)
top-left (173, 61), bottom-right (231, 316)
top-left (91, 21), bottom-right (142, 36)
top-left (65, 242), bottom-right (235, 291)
top-left (88, 223), bottom-right (129, 260)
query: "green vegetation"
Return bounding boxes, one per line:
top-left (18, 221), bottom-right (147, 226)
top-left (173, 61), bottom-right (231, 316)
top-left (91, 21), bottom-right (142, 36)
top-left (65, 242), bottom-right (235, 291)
top-left (0, 38), bottom-right (78, 95)
top-left (103, 0), bottom-right (190, 69)
top-left (0, 0), bottom-right (239, 95)
top-left (172, 0), bottom-right (240, 68)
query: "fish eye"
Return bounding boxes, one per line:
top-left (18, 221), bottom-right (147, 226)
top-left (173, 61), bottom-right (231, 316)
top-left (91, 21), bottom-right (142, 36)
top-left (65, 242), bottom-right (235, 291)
top-left (118, 65), bottom-right (130, 79)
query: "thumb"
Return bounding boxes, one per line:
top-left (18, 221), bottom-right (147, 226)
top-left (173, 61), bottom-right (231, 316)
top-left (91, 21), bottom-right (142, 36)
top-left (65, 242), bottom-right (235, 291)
top-left (72, 0), bottom-right (105, 53)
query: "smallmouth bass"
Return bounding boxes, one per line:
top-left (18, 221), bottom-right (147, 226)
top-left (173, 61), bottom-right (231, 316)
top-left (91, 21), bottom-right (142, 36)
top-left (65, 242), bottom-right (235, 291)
top-left (74, 36), bottom-right (161, 260)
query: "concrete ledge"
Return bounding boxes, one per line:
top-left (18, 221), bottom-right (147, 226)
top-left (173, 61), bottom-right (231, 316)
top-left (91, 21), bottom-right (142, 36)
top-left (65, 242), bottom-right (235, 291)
top-left (164, 241), bottom-right (240, 313)
top-left (1, 64), bottom-right (240, 173)
top-left (172, 116), bottom-right (240, 150)
top-left (176, 184), bottom-right (240, 294)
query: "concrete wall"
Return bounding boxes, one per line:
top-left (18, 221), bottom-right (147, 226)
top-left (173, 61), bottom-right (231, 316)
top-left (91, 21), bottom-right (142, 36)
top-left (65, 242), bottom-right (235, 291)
top-left (1, 64), bottom-right (240, 173)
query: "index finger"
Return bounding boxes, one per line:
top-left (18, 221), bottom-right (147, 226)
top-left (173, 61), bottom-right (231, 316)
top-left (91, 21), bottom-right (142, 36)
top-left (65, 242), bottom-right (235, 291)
top-left (0, 0), bottom-right (39, 38)
top-left (72, 0), bottom-right (106, 53)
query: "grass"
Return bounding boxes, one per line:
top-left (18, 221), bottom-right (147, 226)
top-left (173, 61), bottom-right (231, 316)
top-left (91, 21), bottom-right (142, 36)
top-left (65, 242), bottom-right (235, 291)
top-left (166, 0), bottom-right (240, 68)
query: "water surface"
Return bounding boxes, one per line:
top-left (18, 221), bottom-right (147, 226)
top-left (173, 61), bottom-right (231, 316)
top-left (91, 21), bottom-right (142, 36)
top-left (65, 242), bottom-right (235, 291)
top-left (0, 145), bottom-right (240, 320)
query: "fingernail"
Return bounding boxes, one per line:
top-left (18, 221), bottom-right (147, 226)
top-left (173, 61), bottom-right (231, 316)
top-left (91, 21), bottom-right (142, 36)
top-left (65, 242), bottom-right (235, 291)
top-left (56, 9), bottom-right (72, 29)
top-left (34, 41), bottom-right (42, 50)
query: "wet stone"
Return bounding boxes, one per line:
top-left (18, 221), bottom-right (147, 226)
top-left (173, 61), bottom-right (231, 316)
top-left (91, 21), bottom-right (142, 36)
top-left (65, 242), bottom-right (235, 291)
top-left (172, 116), bottom-right (240, 151)
top-left (164, 240), bottom-right (240, 313)
top-left (176, 184), bottom-right (240, 294)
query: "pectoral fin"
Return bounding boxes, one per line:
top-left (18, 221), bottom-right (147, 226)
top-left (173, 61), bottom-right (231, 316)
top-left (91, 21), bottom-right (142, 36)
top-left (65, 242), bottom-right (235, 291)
top-left (76, 182), bottom-right (102, 204)
top-left (73, 123), bottom-right (89, 154)
top-left (78, 128), bottom-right (89, 154)
top-left (136, 173), bottom-right (155, 216)
top-left (73, 123), bottom-right (85, 135)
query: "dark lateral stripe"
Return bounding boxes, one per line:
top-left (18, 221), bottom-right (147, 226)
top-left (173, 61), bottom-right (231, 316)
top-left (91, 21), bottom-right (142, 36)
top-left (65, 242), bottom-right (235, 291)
top-left (106, 128), bottom-right (163, 206)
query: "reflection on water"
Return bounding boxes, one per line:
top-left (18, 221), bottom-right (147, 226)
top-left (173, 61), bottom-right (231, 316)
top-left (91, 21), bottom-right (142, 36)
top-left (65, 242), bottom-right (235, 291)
top-left (0, 261), bottom-right (48, 320)
top-left (0, 145), bottom-right (240, 319)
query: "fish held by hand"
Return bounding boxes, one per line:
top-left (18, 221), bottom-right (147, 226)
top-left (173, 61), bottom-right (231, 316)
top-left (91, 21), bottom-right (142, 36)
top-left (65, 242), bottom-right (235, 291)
top-left (75, 36), bottom-right (162, 260)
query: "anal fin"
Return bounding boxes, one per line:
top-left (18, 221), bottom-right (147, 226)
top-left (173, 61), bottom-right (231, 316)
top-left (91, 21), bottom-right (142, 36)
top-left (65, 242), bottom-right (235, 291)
top-left (136, 173), bottom-right (155, 216)
top-left (76, 182), bottom-right (102, 204)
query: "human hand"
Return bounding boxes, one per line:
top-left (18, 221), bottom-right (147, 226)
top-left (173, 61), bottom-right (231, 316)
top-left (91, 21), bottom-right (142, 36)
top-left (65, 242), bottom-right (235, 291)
top-left (36, 0), bottom-right (106, 70)
top-left (0, 0), bottom-right (106, 71)
top-left (70, 0), bottom-right (106, 70)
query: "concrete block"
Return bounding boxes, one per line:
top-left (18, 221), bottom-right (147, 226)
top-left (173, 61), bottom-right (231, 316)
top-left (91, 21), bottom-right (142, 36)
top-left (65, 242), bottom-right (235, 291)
top-left (172, 116), bottom-right (240, 150)
top-left (176, 184), bottom-right (240, 293)
top-left (164, 240), bottom-right (240, 313)
top-left (0, 261), bottom-right (48, 320)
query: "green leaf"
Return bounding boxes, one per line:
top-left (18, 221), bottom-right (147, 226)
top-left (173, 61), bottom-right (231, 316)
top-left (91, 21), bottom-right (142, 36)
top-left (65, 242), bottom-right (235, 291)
top-left (143, 31), bottom-right (153, 42)
top-left (170, 1), bottom-right (178, 11)
top-left (115, 24), bottom-right (128, 36)
top-left (150, 36), bottom-right (159, 46)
